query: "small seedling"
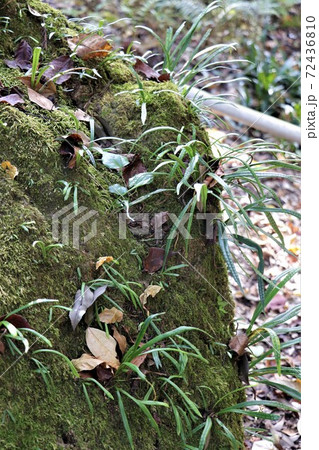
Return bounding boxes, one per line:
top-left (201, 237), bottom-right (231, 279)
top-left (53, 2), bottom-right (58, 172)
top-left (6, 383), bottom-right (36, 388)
top-left (32, 240), bottom-right (63, 262)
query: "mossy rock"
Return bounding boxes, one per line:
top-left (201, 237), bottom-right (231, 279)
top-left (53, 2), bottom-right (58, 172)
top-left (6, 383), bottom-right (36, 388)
top-left (0, 1), bottom-right (244, 448)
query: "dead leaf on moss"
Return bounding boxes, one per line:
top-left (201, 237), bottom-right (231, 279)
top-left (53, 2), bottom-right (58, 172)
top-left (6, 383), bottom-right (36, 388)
top-left (122, 154), bottom-right (147, 186)
top-left (4, 40), bottom-right (32, 70)
top-left (134, 59), bottom-right (170, 82)
top-left (42, 55), bottom-right (74, 85)
top-left (143, 247), bottom-right (167, 273)
top-left (139, 285), bottom-right (162, 308)
top-left (96, 256), bottom-right (114, 270)
top-left (0, 341), bottom-right (5, 355)
top-left (74, 108), bottom-right (91, 122)
top-left (58, 130), bottom-right (91, 169)
top-left (0, 313), bottom-right (32, 329)
top-left (67, 34), bottom-right (112, 60)
top-left (229, 331), bottom-right (249, 357)
top-left (86, 327), bottom-right (120, 369)
top-left (19, 76), bottom-right (57, 99)
top-left (1, 161), bottom-right (19, 179)
top-left (0, 94), bottom-right (24, 106)
top-left (98, 307), bottom-right (123, 324)
top-left (131, 353), bottom-right (147, 369)
top-left (96, 364), bottom-right (114, 383)
top-left (69, 285), bottom-right (107, 330)
top-left (71, 353), bottom-right (106, 371)
top-left (26, 87), bottom-right (55, 110)
top-left (112, 326), bottom-right (127, 354)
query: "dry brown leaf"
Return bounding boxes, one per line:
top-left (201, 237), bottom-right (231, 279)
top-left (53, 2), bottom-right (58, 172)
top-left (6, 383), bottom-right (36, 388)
top-left (58, 130), bottom-right (92, 169)
top-left (74, 108), bottom-right (91, 122)
top-left (19, 76), bottom-right (56, 98)
top-left (131, 353), bottom-right (147, 369)
top-left (143, 247), bottom-right (167, 273)
top-left (122, 154), bottom-right (147, 186)
top-left (112, 326), bottom-right (127, 354)
top-left (67, 34), bottom-right (112, 60)
top-left (86, 327), bottom-right (120, 369)
top-left (0, 94), bottom-right (24, 106)
top-left (43, 55), bottom-right (74, 85)
top-left (96, 256), bottom-right (114, 270)
top-left (71, 353), bottom-right (106, 371)
top-left (98, 307), bottom-right (123, 324)
top-left (229, 331), bottom-right (249, 357)
top-left (140, 285), bottom-right (162, 308)
top-left (0, 313), bottom-right (33, 329)
top-left (1, 161), bottom-right (19, 179)
top-left (27, 87), bottom-right (55, 110)
top-left (96, 365), bottom-right (114, 383)
top-left (0, 341), bottom-right (5, 355)
top-left (4, 40), bottom-right (32, 70)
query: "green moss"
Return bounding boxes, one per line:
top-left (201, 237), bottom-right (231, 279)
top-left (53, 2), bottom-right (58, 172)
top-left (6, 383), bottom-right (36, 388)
top-left (0, 1), bottom-right (244, 448)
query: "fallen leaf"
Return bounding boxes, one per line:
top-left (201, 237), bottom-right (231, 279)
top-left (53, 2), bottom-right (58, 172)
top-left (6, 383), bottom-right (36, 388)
top-left (74, 108), bottom-right (91, 122)
top-left (1, 161), bottom-right (19, 179)
top-left (67, 34), bottom-right (112, 60)
top-left (143, 247), bottom-right (166, 273)
top-left (96, 364), bottom-right (114, 382)
top-left (96, 256), bottom-right (114, 270)
top-left (122, 154), bottom-right (147, 186)
top-left (71, 353), bottom-right (106, 371)
top-left (229, 331), bottom-right (249, 357)
top-left (4, 40), bottom-right (32, 70)
top-left (19, 76), bottom-right (56, 98)
top-left (0, 94), bottom-right (24, 106)
top-left (139, 285), bottom-right (162, 308)
top-left (265, 294), bottom-right (287, 312)
top-left (112, 326), bottom-right (127, 354)
top-left (86, 327), bottom-right (120, 369)
top-left (131, 352), bottom-right (148, 369)
top-left (98, 307), bottom-right (123, 324)
top-left (158, 73), bottom-right (171, 82)
top-left (252, 440), bottom-right (275, 450)
top-left (58, 130), bottom-right (91, 169)
top-left (69, 284), bottom-right (107, 330)
top-left (43, 55), bottom-right (74, 85)
top-left (26, 87), bottom-right (55, 110)
top-left (134, 59), bottom-right (160, 80)
top-left (134, 59), bottom-right (170, 82)
top-left (0, 313), bottom-right (32, 329)
top-left (78, 371), bottom-right (93, 379)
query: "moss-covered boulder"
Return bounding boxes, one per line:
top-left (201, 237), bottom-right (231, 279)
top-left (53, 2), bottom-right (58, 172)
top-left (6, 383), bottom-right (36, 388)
top-left (0, 1), bottom-right (244, 448)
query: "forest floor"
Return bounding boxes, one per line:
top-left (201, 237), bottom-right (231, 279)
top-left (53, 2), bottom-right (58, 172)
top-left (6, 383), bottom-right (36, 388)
top-left (42, 2), bottom-right (301, 448)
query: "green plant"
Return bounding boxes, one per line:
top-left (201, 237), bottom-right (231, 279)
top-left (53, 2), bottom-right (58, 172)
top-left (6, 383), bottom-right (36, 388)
top-left (19, 220), bottom-right (36, 232)
top-left (0, 16), bottom-right (12, 34)
top-left (239, 41), bottom-right (301, 123)
top-left (0, 299), bottom-right (57, 357)
top-left (32, 240), bottom-right (63, 262)
top-left (136, 1), bottom-right (246, 97)
top-left (57, 180), bottom-right (90, 213)
top-left (90, 261), bottom-right (142, 309)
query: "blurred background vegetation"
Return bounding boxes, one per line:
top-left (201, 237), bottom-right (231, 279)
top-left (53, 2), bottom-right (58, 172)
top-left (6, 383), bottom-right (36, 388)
top-left (45, 0), bottom-right (301, 132)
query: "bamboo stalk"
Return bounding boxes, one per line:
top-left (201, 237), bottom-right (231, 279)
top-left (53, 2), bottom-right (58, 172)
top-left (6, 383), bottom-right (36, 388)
top-left (187, 87), bottom-right (301, 144)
